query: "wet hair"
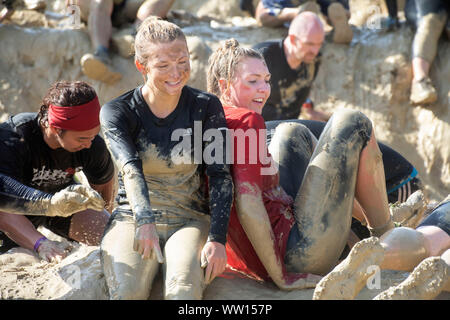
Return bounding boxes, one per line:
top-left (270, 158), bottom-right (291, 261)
top-left (207, 38), bottom-right (265, 99)
top-left (134, 16), bottom-right (187, 66)
top-left (38, 81), bottom-right (97, 128)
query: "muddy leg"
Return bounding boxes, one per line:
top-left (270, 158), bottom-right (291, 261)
top-left (313, 237), bottom-right (385, 300)
top-left (374, 255), bottom-right (450, 300)
top-left (101, 211), bottom-right (159, 300)
top-left (163, 217), bottom-right (209, 300)
top-left (284, 109), bottom-right (374, 275)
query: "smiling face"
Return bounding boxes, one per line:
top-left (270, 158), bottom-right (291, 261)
top-left (54, 126), bottom-right (100, 152)
top-left (228, 57), bottom-right (271, 114)
top-left (140, 39), bottom-right (191, 97)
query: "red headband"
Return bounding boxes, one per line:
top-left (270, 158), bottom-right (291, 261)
top-left (48, 96), bottom-right (101, 131)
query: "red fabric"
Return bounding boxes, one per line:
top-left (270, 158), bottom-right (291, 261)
top-left (48, 96), bottom-right (101, 131)
top-left (223, 105), bottom-right (297, 282)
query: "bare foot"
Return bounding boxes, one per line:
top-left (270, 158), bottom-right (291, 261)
top-left (313, 237), bottom-right (384, 300)
top-left (374, 256), bottom-right (449, 300)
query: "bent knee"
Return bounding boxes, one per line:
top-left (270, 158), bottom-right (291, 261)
top-left (329, 109), bottom-right (372, 143)
top-left (165, 272), bottom-right (204, 300)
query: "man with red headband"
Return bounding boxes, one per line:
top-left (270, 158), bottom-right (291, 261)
top-left (0, 81), bottom-right (115, 262)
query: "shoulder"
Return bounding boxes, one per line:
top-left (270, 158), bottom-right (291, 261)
top-left (253, 39), bottom-right (282, 55)
top-left (0, 113), bottom-right (38, 138)
top-left (100, 88), bottom-right (139, 122)
top-left (101, 88), bottom-right (138, 113)
top-left (224, 106), bottom-right (265, 131)
top-left (183, 86), bottom-right (221, 106)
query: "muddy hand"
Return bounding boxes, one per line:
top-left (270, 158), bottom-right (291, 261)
top-left (48, 184), bottom-right (105, 217)
top-left (133, 223), bottom-right (164, 263)
top-left (37, 239), bottom-right (73, 262)
top-left (201, 241), bottom-right (227, 284)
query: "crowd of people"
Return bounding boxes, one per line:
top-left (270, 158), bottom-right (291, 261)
top-left (0, 0), bottom-right (449, 300)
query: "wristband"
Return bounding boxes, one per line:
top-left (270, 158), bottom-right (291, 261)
top-left (34, 236), bottom-right (47, 252)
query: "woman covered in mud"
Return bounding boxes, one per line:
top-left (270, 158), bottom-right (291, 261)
top-left (206, 39), bottom-right (450, 293)
top-left (99, 17), bottom-right (233, 300)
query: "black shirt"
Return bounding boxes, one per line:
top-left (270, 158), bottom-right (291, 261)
top-left (253, 39), bottom-right (321, 121)
top-left (0, 113), bottom-right (114, 194)
top-left (100, 85), bottom-right (233, 244)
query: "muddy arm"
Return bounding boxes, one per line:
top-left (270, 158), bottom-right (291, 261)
top-left (235, 191), bottom-right (318, 290)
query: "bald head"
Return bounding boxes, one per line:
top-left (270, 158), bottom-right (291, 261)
top-left (286, 12), bottom-right (324, 64)
top-left (289, 12), bottom-right (324, 40)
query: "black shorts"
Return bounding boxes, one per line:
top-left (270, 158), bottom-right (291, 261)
top-left (0, 215), bottom-right (72, 253)
top-left (417, 200), bottom-right (450, 236)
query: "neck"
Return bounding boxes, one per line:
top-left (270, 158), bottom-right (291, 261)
top-left (141, 84), bottom-right (181, 118)
top-left (41, 124), bottom-right (60, 149)
top-left (283, 37), bottom-right (302, 70)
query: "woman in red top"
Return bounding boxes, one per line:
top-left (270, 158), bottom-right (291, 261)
top-left (206, 39), bottom-right (396, 290)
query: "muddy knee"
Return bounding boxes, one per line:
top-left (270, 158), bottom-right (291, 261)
top-left (164, 271), bottom-right (204, 300)
top-left (269, 122), bottom-right (316, 158)
top-left (327, 109), bottom-right (372, 145)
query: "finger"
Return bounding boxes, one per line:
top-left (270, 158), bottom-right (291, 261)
top-left (138, 241), bottom-right (145, 256)
top-left (210, 261), bottom-right (225, 283)
top-left (142, 243), bottom-right (152, 260)
top-left (153, 243), bottom-right (164, 264)
top-left (133, 238), bottom-right (139, 252)
top-left (204, 263), bottom-right (213, 284)
top-left (200, 250), bottom-right (208, 268)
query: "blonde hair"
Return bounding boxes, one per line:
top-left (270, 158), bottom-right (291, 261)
top-left (134, 16), bottom-right (187, 65)
top-left (207, 38), bottom-right (265, 99)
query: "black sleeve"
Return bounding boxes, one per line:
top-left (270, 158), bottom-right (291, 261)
top-left (0, 173), bottom-right (52, 216)
top-left (202, 95), bottom-right (234, 244)
top-left (81, 135), bottom-right (115, 185)
top-left (385, 0), bottom-right (398, 19)
top-left (100, 102), bottom-right (154, 226)
top-left (0, 131), bottom-right (27, 181)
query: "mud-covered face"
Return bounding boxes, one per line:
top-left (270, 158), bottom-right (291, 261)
top-left (141, 39), bottom-right (191, 96)
top-left (229, 57), bottom-right (271, 114)
top-left (293, 31), bottom-right (323, 63)
top-left (55, 126), bottom-right (100, 152)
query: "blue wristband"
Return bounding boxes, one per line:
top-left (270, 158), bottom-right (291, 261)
top-left (33, 236), bottom-right (47, 252)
